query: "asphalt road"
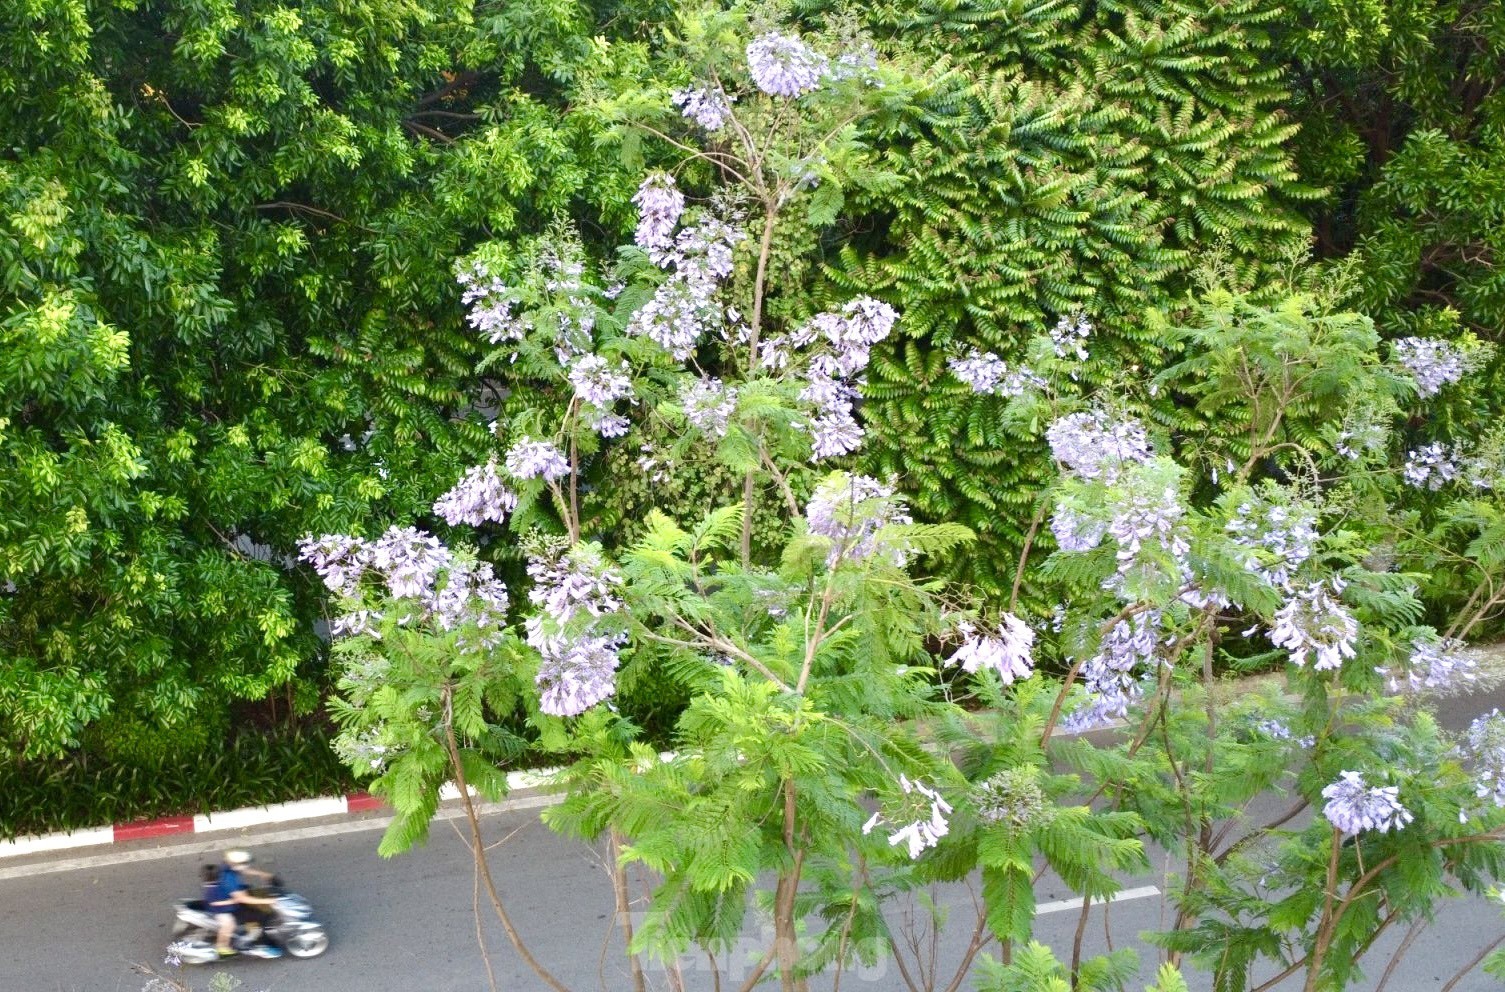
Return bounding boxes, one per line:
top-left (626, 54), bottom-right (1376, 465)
top-left (3, 684), bottom-right (1504, 992)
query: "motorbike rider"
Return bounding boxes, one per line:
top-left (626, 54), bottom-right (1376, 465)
top-left (213, 849), bottom-right (278, 957)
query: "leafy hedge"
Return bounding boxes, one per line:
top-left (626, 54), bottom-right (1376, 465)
top-left (0, 726), bottom-right (358, 840)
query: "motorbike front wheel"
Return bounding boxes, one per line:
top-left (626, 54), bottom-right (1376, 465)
top-left (283, 929), bottom-right (329, 958)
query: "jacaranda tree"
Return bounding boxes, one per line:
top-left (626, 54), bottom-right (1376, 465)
top-left (295, 8), bottom-right (1505, 991)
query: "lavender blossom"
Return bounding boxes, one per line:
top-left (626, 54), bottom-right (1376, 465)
top-left (1403, 443), bottom-right (1462, 490)
top-left (1046, 410), bottom-right (1153, 483)
top-left (805, 473), bottom-right (912, 567)
top-left (1321, 771), bottom-right (1413, 834)
top-left (433, 459), bottom-right (517, 527)
top-left (672, 86), bottom-right (735, 131)
top-left (1060, 612), bottom-right (1162, 732)
top-left (1465, 711), bottom-right (1505, 808)
top-left (632, 172), bottom-right (685, 251)
top-left (949, 615), bottom-right (1035, 684)
top-left (1050, 502), bottom-right (1107, 552)
top-left (457, 262), bottom-right (525, 345)
top-left (1380, 636), bottom-right (1477, 693)
top-left (1270, 580), bottom-right (1358, 671)
top-left (682, 377), bottom-right (738, 437)
top-left (948, 349), bottom-right (1043, 397)
top-left (298, 534), bottom-right (371, 596)
top-left (1226, 499), bottom-right (1320, 592)
top-left (828, 44), bottom-right (880, 85)
top-left (1049, 313), bottom-right (1092, 363)
top-left (862, 775), bottom-right (952, 859)
top-left (1394, 337), bottom-right (1471, 397)
top-left (533, 631), bottom-right (626, 717)
top-left (524, 542), bottom-right (627, 717)
top-left (504, 438), bottom-right (570, 482)
top-left (568, 355), bottom-right (634, 408)
top-left (367, 526), bottom-right (453, 600)
top-left (1253, 718), bottom-right (1316, 749)
top-left (746, 32), bottom-right (827, 98)
top-left (1106, 469), bottom-right (1190, 577)
top-left (589, 412), bottom-right (631, 438)
top-left (628, 217), bottom-right (744, 360)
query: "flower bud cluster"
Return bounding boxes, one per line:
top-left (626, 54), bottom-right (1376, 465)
top-left (1321, 770), bottom-right (1413, 834)
top-left (974, 767), bottom-right (1052, 830)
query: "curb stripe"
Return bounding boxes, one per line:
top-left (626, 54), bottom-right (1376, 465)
top-left (114, 816), bottom-right (194, 842)
top-left (0, 772), bottom-right (563, 861)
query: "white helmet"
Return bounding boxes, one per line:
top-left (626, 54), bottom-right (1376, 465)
top-left (224, 849), bottom-right (253, 868)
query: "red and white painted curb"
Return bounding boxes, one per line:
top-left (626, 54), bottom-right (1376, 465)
top-left (0, 767), bottom-right (559, 861)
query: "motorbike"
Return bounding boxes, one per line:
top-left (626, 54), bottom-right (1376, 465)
top-left (167, 875), bottom-right (330, 963)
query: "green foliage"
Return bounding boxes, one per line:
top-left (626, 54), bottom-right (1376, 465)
top-left (0, 0), bottom-right (628, 760)
top-left (823, 0), bottom-right (1316, 601)
top-left (0, 724), bottom-right (356, 839)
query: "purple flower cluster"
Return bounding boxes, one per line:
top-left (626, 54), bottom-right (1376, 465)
top-left (1046, 410), bottom-right (1153, 483)
top-left (1049, 313), bottom-right (1092, 363)
top-left (1270, 579), bottom-right (1358, 671)
top-left (298, 528), bottom-right (510, 647)
top-left (1321, 770), bottom-right (1413, 834)
top-left (1106, 468), bottom-right (1190, 579)
top-left (862, 775), bottom-right (952, 859)
top-left (948, 349), bottom-right (1043, 397)
top-left (1465, 711), bottom-right (1505, 808)
top-left (457, 262), bottom-right (525, 345)
top-left (1253, 718), bottom-right (1316, 749)
top-left (1403, 443), bottom-right (1460, 489)
top-left (746, 32), bottom-right (827, 98)
top-left (1226, 499), bottom-right (1319, 592)
top-left (805, 473), bottom-right (912, 568)
top-left (672, 86), bottom-right (736, 131)
top-left (628, 216), bottom-right (744, 361)
top-left (772, 296), bottom-right (897, 460)
top-left (524, 542), bottom-right (627, 717)
top-left (1394, 337), bottom-right (1471, 397)
top-left (1334, 415), bottom-right (1388, 460)
top-left (681, 377), bottom-right (738, 437)
top-left (568, 355), bottom-right (634, 408)
top-left (1062, 611), bottom-right (1162, 733)
top-left (433, 459), bottom-right (517, 527)
top-left (949, 615), bottom-right (1035, 684)
top-left (504, 438), bottom-right (570, 482)
top-left (632, 172), bottom-right (686, 252)
top-left (1380, 636), bottom-right (1477, 693)
top-left (1050, 501), bottom-right (1108, 553)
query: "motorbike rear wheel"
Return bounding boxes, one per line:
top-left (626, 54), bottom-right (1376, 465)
top-left (283, 930), bottom-right (329, 958)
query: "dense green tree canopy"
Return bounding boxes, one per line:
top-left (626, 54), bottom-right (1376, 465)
top-left (0, 0), bottom-right (624, 761)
